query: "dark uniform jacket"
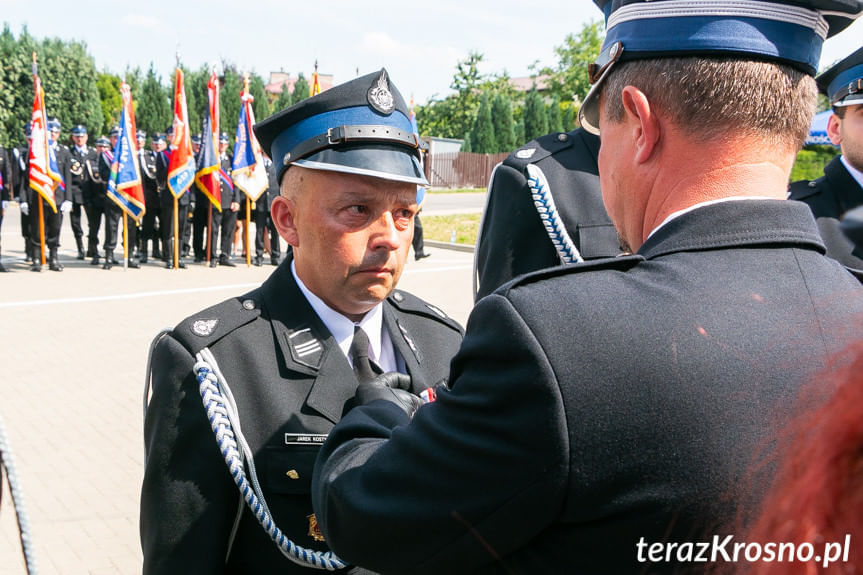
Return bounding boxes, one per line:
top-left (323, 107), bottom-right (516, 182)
top-left (23, 142), bottom-right (70, 208)
top-left (155, 150), bottom-right (193, 208)
top-left (139, 149), bottom-right (159, 209)
top-left (312, 199), bottom-right (863, 575)
top-left (475, 128), bottom-right (621, 300)
top-left (141, 257), bottom-right (464, 574)
top-left (789, 155), bottom-right (863, 270)
top-left (84, 150), bottom-right (105, 207)
top-left (0, 146), bottom-right (11, 203)
top-left (68, 146), bottom-right (95, 205)
top-left (217, 153), bottom-right (239, 210)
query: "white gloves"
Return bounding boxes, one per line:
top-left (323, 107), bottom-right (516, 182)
top-left (20, 202), bottom-right (29, 215)
top-left (60, 200), bottom-right (72, 213)
top-left (1, 201), bottom-right (8, 210)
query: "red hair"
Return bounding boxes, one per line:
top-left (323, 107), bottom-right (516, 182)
top-left (745, 340), bottom-right (863, 574)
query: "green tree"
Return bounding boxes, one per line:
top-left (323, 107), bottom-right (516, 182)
top-left (491, 93), bottom-right (515, 152)
top-left (220, 64), bottom-right (243, 147)
top-left (292, 73), bottom-right (310, 105)
top-left (136, 64), bottom-right (171, 138)
top-left (561, 105), bottom-right (574, 132)
top-left (273, 83), bottom-right (293, 112)
top-left (417, 51), bottom-right (486, 140)
top-left (523, 87), bottom-right (548, 141)
top-left (97, 72), bottom-right (123, 134)
top-left (540, 20), bottom-right (604, 109)
top-left (547, 98), bottom-right (563, 133)
top-left (249, 73), bottom-right (272, 121)
top-left (470, 92), bottom-right (496, 154)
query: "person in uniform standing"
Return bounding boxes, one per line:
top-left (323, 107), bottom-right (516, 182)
top-left (101, 126), bottom-right (139, 269)
top-left (0, 142), bottom-right (12, 272)
top-left (87, 136), bottom-right (110, 266)
top-left (14, 124), bottom-right (32, 262)
top-left (22, 118), bottom-right (71, 272)
top-left (207, 132), bottom-right (240, 267)
top-left (139, 133), bottom-right (162, 264)
top-left (790, 47), bottom-right (863, 271)
top-left (156, 126), bottom-right (193, 269)
top-left (252, 157), bottom-right (282, 266)
top-left (141, 69), bottom-right (464, 574)
top-left (68, 124), bottom-right (96, 260)
top-left (310, 3), bottom-right (863, 574)
top-left (190, 134), bottom-right (208, 262)
top-left (475, 127), bottom-right (622, 299)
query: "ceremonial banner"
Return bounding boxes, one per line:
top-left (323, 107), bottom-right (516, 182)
top-left (167, 68), bottom-right (196, 198)
top-left (195, 69), bottom-right (221, 210)
top-left (311, 60), bottom-right (321, 96)
top-left (107, 82), bottom-right (146, 221)
top-left (28, 67), bottom-right (59, 213)
top-left (231, 77), bottom-right (268, 201)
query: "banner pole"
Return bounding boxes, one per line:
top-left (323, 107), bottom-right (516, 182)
top-left (123, 212), bottom-right (129, 270)
top-left (173, 197), bottom-right (179, 269)
top-left (207, 203), bottom-right (212, 264)
top-left (246, 197), bottom-right (251, 267)
top-left (38, 197), bottom-right (46, 267)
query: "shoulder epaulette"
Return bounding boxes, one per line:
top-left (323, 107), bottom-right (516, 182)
top-left (788, 176), bottom-right (824, 201)
top-left (387, 290), bottom-right (463, 333)
top-left (503, 130), bottom-right (577, 171)
top-left (171, 290), bottom-right (263, 355)
top-left (500, 254), bottom-right (644, 295)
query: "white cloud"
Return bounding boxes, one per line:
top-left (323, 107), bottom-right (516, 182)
top-left (121, 13), bottom-right (162, 31)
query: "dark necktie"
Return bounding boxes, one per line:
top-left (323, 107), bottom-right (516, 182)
top-left (350, 326), bottom-right (382, 383)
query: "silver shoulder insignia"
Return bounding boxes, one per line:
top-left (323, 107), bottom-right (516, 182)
top-left (515, 148), bottom-right (536, 159)
top-left (191, 319), bottom-right (219, 337)
top-left (425, 304), bottom-right (448, 319)
top-left (397, 320), bottom-right (423, 364)
top-left (367, 70), bottom-right (395, 115)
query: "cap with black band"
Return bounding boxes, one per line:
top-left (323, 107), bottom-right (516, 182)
top-left (817, 46), bottom-right (863, 108)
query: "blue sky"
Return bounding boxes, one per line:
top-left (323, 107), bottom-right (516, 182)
top-left (2, 0), bottom-right (860, 105)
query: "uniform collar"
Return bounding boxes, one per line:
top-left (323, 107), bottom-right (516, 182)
top-left (840, 155), bottom-right (863, 190)
top-left (76, 146), bottom-right (88, 155)
top-left (648, 197), bottom-right (782, 240)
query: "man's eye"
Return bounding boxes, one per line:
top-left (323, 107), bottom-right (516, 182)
top-left (347, 205), bottom-right (367, 215)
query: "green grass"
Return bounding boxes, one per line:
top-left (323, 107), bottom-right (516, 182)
top-left (422, 213), bottom-right (482, 245)
top-left (428, 188), bottom-right (486, 194)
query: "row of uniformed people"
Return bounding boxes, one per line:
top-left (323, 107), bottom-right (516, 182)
top-left (0, 121), bottom-right (282, 271)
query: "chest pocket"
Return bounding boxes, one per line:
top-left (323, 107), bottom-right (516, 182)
top-left (265, 435), bottom-right (326, 494)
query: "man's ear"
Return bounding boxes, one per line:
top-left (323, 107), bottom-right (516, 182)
top-left (621, 85), bottom-right (660, 164)
top-left (827, 112), bottom-right (842, 147)
top-left (271, 195), bottom-right (299, 247)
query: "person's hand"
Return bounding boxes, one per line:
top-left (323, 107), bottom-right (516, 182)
top-left (60, 200), bottom-right (72, 213)
top-left (20, 202), bottom-right (29, 215)
top-left (1, 201), bottom-right (8, 210)
top-left (230, 202), bottom-right (239, 212)
top-left (355, 372), bottom-right (423, 418)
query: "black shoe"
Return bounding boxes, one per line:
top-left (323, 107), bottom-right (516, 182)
top-left (30, 262), bottom-right (42, 272)
top-left (220, 256), bottom-right (236, 268)
top-left (0, 261), bottom-right (8, 272)
top-left (109, 255), bottom-right (120, 265)
top-left (140, 249), bottom-right (148, 264)
top-left (102, 260), bottom-right (112, 270)
top-left (209, 259), bottom-right (218, 268)
top-left (165, 260), bottom-right (187, 269)
top-left (415, 252), bottom-right (431, 261)
top-left (194, 255), bottom-right (205, 263)
top-left (49, 257), bottom-right (63, 272)
top-left (253, 256), bottom-right (263, 267)
top-left (128, 259), bottom-right (140, 269)
top-left (77, 250), bottom-right (85, 260)
top-left (270, 256), bottom-right (280, 266)
top-left (91, 256), bottom-right (100, 266)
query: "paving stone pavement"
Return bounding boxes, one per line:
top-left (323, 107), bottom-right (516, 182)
top-left (0, 205), bottom-right (475, 574)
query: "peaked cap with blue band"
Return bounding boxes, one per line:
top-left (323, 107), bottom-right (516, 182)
top-left (253, 68), bottom-right (428, 187)
top-left (579, 0), bottom-right (863, 134)
top-left (817, 46), bottom-right (863, 107)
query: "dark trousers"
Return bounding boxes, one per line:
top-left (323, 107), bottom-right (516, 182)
top-left (161, 201), bottom-right (190, 259)
top-left (70, 202), bottom-right (84, 242)
top-left (28, 197), bottom-right (63, 252)
top-left (254, 211), bottom-right (280, 258)
top-left (192, 200), bottom-right (209, 258)
top-left (103, 202), bottom-right (138, 255)
top-left (142, 206), bottom-right (161, 246)
top-left (85, 203), bottom-right (104, 247)
top-left (412, 214), bottom-right (425, 255)
top-left (210, 207), bottom-right (237, 258)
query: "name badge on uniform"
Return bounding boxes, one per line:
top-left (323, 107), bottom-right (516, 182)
top-left (284, 433), bottom-right (328, 446)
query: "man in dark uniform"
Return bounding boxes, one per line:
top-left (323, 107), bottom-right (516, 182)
top-left (156, 126), bottom-right (193, 268)
top-left (68, 124), bottom-right (93, 260)
top-left (0, 142), bottom-right (12, 272)
top-left (87, 136), bottom-right (110, 265)
top-left (14, 124), bottom-right (32, 262)
top-left (190, 133), bottom-right (208, 262)
top-left (206, 132), bottom-right (240, 267)
top-left (138, 131), bottom-right (161, 264)
top-left (790, 47), bottom-right (863, 271)
top-left (311, 3), bottom-right (863, 574)
top-left (101, 126), bottom-right (139, 269)
top-left (253, 157), bottom-right (282, 266)
top-left (475, 127), bottom-right (622, 299)
top-left (23, 118), bottom-right (71, 272)
top-left (141, 69), bottom-right (464, 574)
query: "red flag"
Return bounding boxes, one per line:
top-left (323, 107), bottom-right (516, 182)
top-left (28, 72), bottom-right (58, 213)
top-left (195, 69), bottom-right (221, 209)
top-left (311, 60), bottom-right (321, 96)
top-left (167, 68), bottom-right (196, 198)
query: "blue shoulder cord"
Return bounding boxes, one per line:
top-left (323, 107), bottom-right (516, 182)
top-left (526, 163), bottom-right (583, 265)
top-left (0, 412), bottom-right (38, 574)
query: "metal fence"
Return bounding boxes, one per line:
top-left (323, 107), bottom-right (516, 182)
top-left (426, 152), bottom-right (509, 189)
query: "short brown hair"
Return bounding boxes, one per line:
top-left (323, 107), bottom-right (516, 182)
top-left (602, 57), bottom-right (817, 151)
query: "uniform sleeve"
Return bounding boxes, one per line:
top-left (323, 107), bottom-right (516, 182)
top-left (312, 294), bottom-right (569, 575)
top-left (140, 335), bottom-right (238, 574)
top-left (475, 164), bottom-right (562, 300)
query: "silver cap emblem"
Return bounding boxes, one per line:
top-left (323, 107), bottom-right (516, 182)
top-left (191, 319), bottom-right (218, 337)
top-left (515, 148), bottom-right (536, 159)
top-left (367, 70), bottom-right (395, 115)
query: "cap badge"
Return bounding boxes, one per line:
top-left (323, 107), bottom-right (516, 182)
top-left (515, 148), bottom-right (536, 159)
top-left (368, 70), bottom-right (395, 114)
top-left (307, 514), bottom-right (326, 542)
top-left (191, 319), bottom-right (219, 337)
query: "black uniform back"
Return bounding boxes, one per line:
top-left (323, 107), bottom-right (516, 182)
top-left (475, 128), bottom-right (621, 300)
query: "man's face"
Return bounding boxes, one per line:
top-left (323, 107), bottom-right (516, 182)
top-left (597, 90), bottom-right (637, 253)
top-left (72, 134), bottom-right (88, 148)
top-left (830, 104), bottom-right (863, 172)
top-left (273, 167), bottom-right (419, 321)
top-left (110, 135), bottom-right (118, 148)
top-left (192, 143), bottom-right (201, 155)
top-left (219, 141), bottom-right (228, 154)
top-left (50, 129), bottom-right (60, 142)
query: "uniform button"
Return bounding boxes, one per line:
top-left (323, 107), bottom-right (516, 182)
top-left (286, 470), bottom-right (299, 479)
top-left (242, 299), bottom-right (255, 310)
top-left (393, 292), bottom-right (404, 302)
top-left (557, 133), bottom-right (568, 142)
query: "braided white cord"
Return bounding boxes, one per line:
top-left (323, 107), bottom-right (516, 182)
top-left (526, 163), bottom-right (583, 264)
top-left (193, 350), bottom-right (347, 571)
top-left (0, 412), bottom-right (38, 574)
